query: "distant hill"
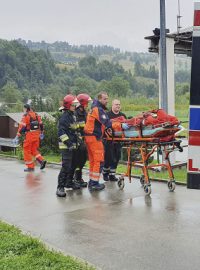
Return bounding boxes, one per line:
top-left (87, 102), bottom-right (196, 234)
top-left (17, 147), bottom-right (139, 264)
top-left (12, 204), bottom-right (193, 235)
top-left (0, 38), bottom-right (191, 114)
top-left (16, 38), bottom-right (191, 75)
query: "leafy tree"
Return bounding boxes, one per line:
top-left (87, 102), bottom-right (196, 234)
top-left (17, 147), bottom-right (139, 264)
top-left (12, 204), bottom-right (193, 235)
top-left (2, 82), bottom-right (22, 104)
top-left (79, 56), bottom-right (97, 68)
top-left (134, 60), bottom-right (143, 76)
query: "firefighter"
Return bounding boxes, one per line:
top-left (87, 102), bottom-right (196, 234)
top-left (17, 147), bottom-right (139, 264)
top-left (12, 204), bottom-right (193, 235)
top-left (56, 94), bottom-right (82, 197)
top-left (84, 92), bottom-right (129, 191)
top-left (13, 104), bottom-right (46, 172)
top-left (74, 93), bottom-right (92, 187)
top-left (102, 99), bottom-right (127, 181)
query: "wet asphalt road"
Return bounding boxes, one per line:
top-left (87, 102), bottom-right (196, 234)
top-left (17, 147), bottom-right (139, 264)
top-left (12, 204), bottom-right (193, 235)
top-left (0, 158), bottom-right (200, 270)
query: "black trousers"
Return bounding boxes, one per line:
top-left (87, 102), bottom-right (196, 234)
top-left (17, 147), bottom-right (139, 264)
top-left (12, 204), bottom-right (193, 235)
top-left (57, 149), bottom-right (77, 188)
top-left (74, 143), bottom-right (87, 180)
top-left (103, 141), bottom-right (121, 175)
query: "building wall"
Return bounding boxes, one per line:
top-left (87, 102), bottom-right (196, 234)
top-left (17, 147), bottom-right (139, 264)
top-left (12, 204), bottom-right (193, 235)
top-left (0, 116), bottom-right (9, 137)
top-left (9, 119), bottom-right (18, 138)
top-left (0, 116), bottom-right (18, 138)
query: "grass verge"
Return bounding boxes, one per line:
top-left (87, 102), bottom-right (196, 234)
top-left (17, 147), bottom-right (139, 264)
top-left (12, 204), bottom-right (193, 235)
top-left (0, 221), bottom-right (95, 270)
top-left (116, 164), bottom-right (187, 184)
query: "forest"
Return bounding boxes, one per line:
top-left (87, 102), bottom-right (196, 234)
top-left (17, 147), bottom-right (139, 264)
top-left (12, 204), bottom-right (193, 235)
top-left (0, 38), bottom-right (190, 114)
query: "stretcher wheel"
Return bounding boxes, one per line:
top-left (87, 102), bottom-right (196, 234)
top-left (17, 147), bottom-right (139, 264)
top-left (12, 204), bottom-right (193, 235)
top-left (118, 177), bottom-right (125, 190)
top-left (140, 175), bottom-right (145, 186)
top-left (167, 181), bottom-right (175, 192)
top-left (144, 184), bottom-right (151, 195)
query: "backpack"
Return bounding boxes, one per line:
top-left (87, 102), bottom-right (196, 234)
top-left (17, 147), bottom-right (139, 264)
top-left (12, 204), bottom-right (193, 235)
top-left (29, 113), bottom-right (39, 131)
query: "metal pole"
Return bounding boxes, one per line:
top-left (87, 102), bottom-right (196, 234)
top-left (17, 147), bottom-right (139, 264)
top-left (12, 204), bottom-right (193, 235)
top-left (160, 0), bottom-right (168, 112)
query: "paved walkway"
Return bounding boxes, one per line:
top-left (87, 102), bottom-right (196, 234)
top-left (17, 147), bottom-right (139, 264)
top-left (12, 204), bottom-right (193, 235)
top-left (0, 158), bottom-right (200, 270)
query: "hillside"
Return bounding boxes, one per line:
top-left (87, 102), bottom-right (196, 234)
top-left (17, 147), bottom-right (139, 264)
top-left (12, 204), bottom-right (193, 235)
top-left (0, 38), bottom-right (191, 114)
top-left (17, 38), bottom-right (191, 74)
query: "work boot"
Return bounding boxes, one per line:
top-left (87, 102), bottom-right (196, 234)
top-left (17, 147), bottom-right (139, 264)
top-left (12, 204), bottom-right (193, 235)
top-left (88, 180), bottom-right (105, 191)
top-left (65, 181), bottom-right (81, 190)
top-left (103, 173), bottom-right (109, 181)
top-left (56, 187), bottom-right (66, 197)
top-left (75, 170), bottom-right (87, 187)
top-left (109, 175), bottom-right (118, 182)
top-left (24, 168), bottom-right (34, 172)
top-left (40, 160), bottom-right (47, 170)
top-left (76, 178), bottom-right (88, 188)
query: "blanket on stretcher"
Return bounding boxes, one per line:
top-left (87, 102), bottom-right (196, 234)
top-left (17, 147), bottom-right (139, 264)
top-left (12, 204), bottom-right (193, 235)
top-left (111, 109), bottom-right (180, 141)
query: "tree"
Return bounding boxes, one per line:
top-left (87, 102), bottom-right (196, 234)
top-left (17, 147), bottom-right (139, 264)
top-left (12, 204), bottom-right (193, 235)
top-left (78, 56), bottom-right (97, 68)
top-left (2, 82), bottom-right (22, 104)
top-left (134, 61), bottom-right (143, 76)
top-left (72, 77), bottom-right (97, 96)
top-left (98, 76), bottom-right (130, 97)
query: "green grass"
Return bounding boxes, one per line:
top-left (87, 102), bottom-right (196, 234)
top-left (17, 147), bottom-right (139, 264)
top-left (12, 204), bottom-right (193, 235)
top-left (0, 221), bottom-right (95, 270)
top-left (44, 153), bottom-right (61, 163)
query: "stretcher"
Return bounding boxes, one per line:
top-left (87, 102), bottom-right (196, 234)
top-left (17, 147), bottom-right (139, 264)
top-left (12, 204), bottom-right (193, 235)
top-left (106, 130), bottom-right (183, 195)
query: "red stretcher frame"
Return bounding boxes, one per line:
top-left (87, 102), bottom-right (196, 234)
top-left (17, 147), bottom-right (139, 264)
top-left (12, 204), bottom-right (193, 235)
top-left (106, 136), bottom-right (183, 195)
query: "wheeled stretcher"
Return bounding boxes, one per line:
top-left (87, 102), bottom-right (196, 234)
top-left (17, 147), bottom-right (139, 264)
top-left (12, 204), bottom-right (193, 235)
top-left (106, 125), bottom-right (183, 195)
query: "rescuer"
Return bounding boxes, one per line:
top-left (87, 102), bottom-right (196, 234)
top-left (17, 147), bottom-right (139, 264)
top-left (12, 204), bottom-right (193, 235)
top-left (102, 99), bottom-right (127, 181)
top-left (84, 92), bottom-right (129, 191)
top-left (56, 94), bottom-right (82, 197)
top-left (74, 93), bottom-right (92, 187)
top-left (13, 104), bottom-right (46, 172)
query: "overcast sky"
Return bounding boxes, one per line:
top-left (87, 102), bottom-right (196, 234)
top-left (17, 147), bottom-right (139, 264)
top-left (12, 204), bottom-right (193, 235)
top-left (0, 0), bottom-right (195, 52)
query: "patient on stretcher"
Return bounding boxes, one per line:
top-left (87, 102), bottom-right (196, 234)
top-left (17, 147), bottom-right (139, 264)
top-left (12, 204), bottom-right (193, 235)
top-left (110, 109), bottom-right (181, 140)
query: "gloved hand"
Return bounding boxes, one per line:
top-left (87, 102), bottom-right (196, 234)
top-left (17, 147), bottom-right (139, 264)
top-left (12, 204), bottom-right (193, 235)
top-left (65, 140), bottom-right (76, 151)
top-left (13, 136), bottom-right (19, 145)
top-left (40, 133), bottom-right (44, 140)
top-left (122, 123), bottom-right (130, 130)
top-left (68, 143), bottom-right (77, 151)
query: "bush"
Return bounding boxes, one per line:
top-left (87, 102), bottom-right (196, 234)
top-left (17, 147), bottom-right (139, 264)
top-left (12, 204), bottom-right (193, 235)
top-left (40, 113), bottom-right (60, 154)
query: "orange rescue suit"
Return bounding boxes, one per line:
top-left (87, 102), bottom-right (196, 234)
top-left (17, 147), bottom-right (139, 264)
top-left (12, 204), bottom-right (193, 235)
top-left (84, 100), bottom-right (121, 181)
top-left (17, 111), bottom-right (44, 169)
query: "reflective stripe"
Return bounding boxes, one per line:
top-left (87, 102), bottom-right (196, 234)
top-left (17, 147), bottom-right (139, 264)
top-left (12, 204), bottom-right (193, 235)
top-left (92, 172), bottom-right (100, 176)
top-left (59, 142), bottom-right (77, 150)
top-left (25, 161), bottom-right (34, 165)
top-left (59, 134), bottom-right (69, 142)
top-left (70, 123), bottom-right (79, 130)
top-left (78, 121), bottom-right (85, 128)
top-left (102, 167), bottom-right (110, 173)
top-left (59, 146), bottom-right (67, 149)
top-left (90, 178), bottom-right (99, 181)
top-left (59, 142), bottom-right (67, 149)
top-left (90, 172), bottom-right (100, 180)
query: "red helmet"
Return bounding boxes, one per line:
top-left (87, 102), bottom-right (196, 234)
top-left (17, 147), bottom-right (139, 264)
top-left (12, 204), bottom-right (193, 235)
top-left (63, 94), bottom-right (79, 109)
top-left (77, 93), bottom-right (92, 107)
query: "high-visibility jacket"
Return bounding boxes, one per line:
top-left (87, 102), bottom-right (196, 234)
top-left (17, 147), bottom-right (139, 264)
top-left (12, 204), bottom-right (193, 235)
top-left (84, 100), bottom-right (121, 139)
top-left (17, 111), bottom-right (43, 136)
top-left (58, 110), bottom-right (80, 150)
